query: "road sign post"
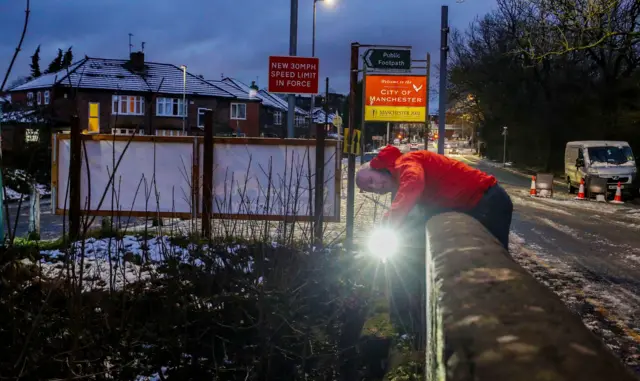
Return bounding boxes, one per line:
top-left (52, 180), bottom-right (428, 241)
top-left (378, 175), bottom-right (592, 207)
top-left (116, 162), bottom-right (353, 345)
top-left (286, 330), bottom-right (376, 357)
top-left (437, 5), bottom-right (449, 155)
top-left (346, 43), bottom-right (359, 249)
top-left (364, 48), bottom-right (411, 71)
top-left (360, 62), bottom-right (367, 162)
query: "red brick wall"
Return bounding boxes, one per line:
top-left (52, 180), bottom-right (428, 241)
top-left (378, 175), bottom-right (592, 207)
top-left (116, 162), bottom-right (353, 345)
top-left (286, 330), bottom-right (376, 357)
top-left (215, 100), bottom-right (260, 136)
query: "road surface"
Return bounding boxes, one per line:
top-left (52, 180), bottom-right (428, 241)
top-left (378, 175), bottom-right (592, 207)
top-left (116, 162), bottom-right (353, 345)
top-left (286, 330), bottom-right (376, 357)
top-left (458, 155), bottom-right (640, 374)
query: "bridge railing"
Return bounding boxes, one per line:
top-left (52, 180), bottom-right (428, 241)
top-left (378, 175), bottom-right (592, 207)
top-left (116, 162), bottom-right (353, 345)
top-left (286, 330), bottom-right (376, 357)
top-left (424, 212), bottom-right (639, 381)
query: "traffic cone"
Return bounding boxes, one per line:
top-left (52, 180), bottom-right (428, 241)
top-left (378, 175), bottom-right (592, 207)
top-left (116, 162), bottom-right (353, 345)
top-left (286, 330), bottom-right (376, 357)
top-left (529, 176), bottom-right (537, 197)
top-left (575, 178), bottom-right (586, 200)
top-left (611, 182), bottom-right (624, 204)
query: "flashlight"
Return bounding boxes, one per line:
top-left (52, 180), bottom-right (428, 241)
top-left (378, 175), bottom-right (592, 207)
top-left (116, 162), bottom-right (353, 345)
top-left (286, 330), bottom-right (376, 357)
top-left (366, 227), bottom-right (399, 263)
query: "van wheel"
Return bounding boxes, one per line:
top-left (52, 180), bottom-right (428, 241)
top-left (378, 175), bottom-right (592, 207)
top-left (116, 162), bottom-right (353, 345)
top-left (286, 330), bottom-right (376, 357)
top-left (567, 179), bottom-right (576, 194)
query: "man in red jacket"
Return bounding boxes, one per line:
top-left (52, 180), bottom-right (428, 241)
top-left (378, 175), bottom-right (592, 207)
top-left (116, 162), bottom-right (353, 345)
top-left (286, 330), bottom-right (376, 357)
top-left (356, 145), bottom-right (513, 249)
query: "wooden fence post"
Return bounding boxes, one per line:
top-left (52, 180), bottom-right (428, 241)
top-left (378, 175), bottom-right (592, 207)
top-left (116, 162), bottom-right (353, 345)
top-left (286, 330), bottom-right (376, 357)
top-left (69, 116), bottom-right (81, 241)
top-left (202, 110), bottom-right (214, 237)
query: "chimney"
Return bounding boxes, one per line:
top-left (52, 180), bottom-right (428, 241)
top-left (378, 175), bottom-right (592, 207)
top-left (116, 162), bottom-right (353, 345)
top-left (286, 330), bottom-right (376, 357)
top-left (249, 81), bottom-right (259, 98)
top-left (129, 51), bottom-right (145, 71)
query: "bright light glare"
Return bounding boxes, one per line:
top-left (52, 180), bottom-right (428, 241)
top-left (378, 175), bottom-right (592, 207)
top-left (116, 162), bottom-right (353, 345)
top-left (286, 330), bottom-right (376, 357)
top-left (367, 227), bottom-right (399, 262)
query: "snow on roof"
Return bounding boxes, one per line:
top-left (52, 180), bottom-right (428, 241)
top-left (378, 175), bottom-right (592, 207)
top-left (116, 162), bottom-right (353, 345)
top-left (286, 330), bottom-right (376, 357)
top-left (0, 110), bottom-right (45, 124)
top-left (209, 79), bottom-right (254, 100)
top-left (10, 57), bottom-right (236, 99)
top-left (256, 88), bottom-right (309, 115)
top-left (11, 61), bottom-right (85, 91)
top-left (221, 78), bottom-right (287, 111)
top-left (311, 108), bottom-right (338, 124)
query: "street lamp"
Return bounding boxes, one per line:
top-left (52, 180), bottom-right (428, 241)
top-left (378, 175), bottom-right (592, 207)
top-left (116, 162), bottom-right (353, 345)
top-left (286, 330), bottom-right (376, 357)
top-left (180, 65), bottom-right (187, 135)
top-left (309, 0), bottom-right (333, 130)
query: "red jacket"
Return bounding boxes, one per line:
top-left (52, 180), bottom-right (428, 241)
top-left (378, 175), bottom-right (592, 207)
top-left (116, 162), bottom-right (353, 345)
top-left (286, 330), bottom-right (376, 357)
top-left (369, 145), bottom-right (497, 225)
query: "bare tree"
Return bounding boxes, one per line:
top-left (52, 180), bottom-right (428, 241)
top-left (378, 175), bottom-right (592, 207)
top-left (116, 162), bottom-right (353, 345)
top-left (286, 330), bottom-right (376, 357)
top-left (1, 0), bottom-right (31, 92)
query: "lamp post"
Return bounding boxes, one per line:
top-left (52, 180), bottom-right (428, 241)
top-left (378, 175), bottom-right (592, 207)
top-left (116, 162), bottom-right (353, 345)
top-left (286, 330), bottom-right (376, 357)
top-left (309, 0), bottom-right (332, 131)
top-left (180, 65), bottom-right (187, 134)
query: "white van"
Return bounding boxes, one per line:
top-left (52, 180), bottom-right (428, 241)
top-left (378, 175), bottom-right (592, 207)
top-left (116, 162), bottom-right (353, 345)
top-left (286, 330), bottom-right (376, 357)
top-left (565, 141), bottom-right (637, 195)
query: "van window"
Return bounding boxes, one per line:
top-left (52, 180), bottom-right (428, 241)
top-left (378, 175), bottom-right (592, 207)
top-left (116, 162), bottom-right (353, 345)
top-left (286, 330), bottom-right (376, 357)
top-left (587, 146), bottom-right (633, 165)
top-left (577, 148), bottom-right (584, 161)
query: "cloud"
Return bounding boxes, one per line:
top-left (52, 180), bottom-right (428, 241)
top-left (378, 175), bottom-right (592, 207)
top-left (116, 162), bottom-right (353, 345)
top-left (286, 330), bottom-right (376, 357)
top-left (0, 0), bottom-right (495, 94)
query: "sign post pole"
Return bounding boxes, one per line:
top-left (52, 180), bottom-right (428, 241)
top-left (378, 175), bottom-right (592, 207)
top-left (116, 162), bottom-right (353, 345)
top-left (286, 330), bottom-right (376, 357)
top-left (386, 122), bottom-right (390, 145)
top-left (425, 53), bottom-right (431, 148)
top-left (437, 5), bottom-right (449, 155)
top-left (314, 77), bottom-right (328, 247)
top-left (346, 43), bottom-right (359, 249)
top-left (287, 0), bottom-right (298, 138)
top-left (360, 62), bottom-right (367, 162)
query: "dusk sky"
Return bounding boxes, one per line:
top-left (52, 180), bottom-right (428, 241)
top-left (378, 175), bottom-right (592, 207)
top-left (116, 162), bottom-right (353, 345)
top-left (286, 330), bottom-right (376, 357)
top-left (1, 0), bottom-right (495, 99)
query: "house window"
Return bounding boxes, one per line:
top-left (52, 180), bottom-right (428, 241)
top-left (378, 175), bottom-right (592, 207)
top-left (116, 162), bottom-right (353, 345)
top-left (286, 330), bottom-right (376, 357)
top-left (155, 129), bottom-right (187, 137)
top-left (87, 102), bottom-right (100, 134)
top-left (156, 97), bottom-right (187, 117)
top-left (197, 108), bottom-right (212, 128)
top-left (25, 129), bottom-right (39, 143)
top-left (273, 111), bottom-right (282, 125)
top-left (27, 92), bottom-right (34, 106)
top-left (111, 128), bottom-right (143, 135)
top-left (230, 103), bottom-right (246, 120)
top-left (44, 90), bottom-right (50, 105)
top-left (111, 95), bottom-right (145, 115)
top-left (36, 92), bottom-right (42, 105)
top-left (295, 115), bottom-right (306, 127)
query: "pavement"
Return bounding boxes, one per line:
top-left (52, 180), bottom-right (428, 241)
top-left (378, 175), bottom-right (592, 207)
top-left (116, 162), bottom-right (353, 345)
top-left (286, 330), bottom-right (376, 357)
top-left (456, 154), bottom-right (640, 374)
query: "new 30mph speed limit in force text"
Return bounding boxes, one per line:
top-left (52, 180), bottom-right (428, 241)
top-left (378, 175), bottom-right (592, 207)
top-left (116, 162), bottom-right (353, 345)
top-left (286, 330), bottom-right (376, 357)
top-left (268, 56), bottom-right (320, 94)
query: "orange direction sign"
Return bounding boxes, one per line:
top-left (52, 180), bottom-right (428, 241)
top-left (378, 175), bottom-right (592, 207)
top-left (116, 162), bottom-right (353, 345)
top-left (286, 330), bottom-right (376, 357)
top-left (365, 75), bottom-right (427, 123)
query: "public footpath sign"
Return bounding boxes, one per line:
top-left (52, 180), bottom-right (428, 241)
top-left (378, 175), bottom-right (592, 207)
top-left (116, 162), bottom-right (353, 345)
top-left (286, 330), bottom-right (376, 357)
top-left (364, 49), bottom-right (411, 71)
top-left (268, 56), bottom-right (320, 94)
top-left (364, 75), bottom-right (427, 123)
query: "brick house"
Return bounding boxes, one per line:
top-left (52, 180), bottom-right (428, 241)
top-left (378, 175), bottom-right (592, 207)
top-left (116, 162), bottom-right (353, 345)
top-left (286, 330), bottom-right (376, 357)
top-left (214, 78), bottom-right (310, 138)
top-left (6, 52), bottom-right (266, 137)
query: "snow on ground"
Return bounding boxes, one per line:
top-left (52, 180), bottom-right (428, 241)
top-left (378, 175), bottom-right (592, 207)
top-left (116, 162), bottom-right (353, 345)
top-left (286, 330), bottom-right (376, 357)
top-left (2, 184), bottom-right (51, 201)
top-left (509, 232), bottom-right (640, 372)
top-left (33, 235), bottom-right (257, 292)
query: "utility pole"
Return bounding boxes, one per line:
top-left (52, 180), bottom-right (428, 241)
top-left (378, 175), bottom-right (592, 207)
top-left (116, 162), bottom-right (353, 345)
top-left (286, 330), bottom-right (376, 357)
top-left (287, 0), bottom-right (299, 138)
top-left (437, 5), bottom-right (449, 155)
top-left (425, 53), bottom-right (431, 148)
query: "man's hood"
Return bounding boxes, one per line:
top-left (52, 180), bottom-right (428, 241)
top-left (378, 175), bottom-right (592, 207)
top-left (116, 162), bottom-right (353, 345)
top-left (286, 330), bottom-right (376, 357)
top-left (370, 145), bottom-right (402, 172)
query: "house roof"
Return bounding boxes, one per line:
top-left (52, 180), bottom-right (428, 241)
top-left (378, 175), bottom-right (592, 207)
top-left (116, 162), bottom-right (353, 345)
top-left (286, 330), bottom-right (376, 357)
top-left (0, 109), bottom-right (45, 124)
top-left (310, 107), bottom-right (338, 124)
top-left (209, 79), bottom-right (255, 100)
top-left (10, 57), bottom-right (237, 99)
top-left (220, 78), bottom-right (287, 111)
top-left (256, 88), bottom-right (309, 115)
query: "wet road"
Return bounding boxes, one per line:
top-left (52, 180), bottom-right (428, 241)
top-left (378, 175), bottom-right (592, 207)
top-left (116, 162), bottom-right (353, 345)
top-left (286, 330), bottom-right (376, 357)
top-left (459, 155), bottom-right (640, 373)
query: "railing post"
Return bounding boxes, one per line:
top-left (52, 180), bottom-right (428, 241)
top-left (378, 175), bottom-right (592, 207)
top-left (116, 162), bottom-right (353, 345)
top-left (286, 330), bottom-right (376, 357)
top-left (202, 110), bottom-right (214, 237)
